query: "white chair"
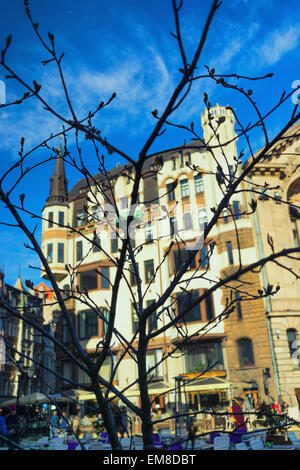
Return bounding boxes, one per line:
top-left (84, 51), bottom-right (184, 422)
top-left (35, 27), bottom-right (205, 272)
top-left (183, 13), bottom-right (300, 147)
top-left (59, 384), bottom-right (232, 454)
top-left (242, 431), bottom-right (266, 447)
top-left (132, 435), bottom-right (144, 450)
top-left (51, 437), bottom-right (65, 445)
top-left (120, 438), bottom-right (133, 450)
top-left (249, 438), bottom-right (265, 450)
top-left (88, 442), bottom-right (105, 450)
top-left (235, 442), bottom-right (249, 450)
top-left (194, 438), bottom-right (213, 450)
top-left (287, 431), bottom-right (300, 448)
top-left (213, 435), bottom-right (230, 450)
top-left (50, 443), bottom-right (68, 450)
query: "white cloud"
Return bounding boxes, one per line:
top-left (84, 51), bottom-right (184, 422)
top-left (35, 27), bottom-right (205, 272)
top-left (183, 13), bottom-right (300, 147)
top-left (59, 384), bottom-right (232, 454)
top-left (254, 23), bottom-right (300, 67)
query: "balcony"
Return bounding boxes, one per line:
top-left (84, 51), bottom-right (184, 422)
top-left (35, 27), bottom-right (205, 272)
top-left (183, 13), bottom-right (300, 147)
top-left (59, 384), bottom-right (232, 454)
top-left (41, 263), bottom-right (68, 282)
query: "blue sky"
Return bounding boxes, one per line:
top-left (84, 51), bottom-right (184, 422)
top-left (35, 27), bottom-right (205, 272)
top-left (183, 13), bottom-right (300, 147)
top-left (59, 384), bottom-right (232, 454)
top-left (0, 0), bottom-right (299, 286)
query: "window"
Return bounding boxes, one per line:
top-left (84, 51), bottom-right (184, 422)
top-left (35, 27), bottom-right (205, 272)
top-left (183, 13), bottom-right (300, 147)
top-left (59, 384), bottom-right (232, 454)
top-left (287, 328), bottom-right (297, 358)
top-left (144, 259), bottom-right (154, 283)
top-left (226, 241), bottom-right (234, 265)
top-left (62, 361), bottom-right (73, 382)
top-left (146, 300), bottom-right (157, 332)
top-left (172, 157), bottom-right (176, 170)
top-left (79, 310), bottom-right (98, 339)
top-left (101, 353), bottom-right (118, 382)
top-left (195, 175), bottom-right (204, 194)
top-left (80, 270), bottom-right (97, 290)
top-left (58, 243), bottom-right (64, 263)
top-left (78, 367), bottom-right (90, 385)
top-left (76, 210), bottom-right (85, 227)
top-left (233, 201), bottom-right (240, 220)
top-left (146, 349), bottom-right (163, 379)
top-left (185, 153), bottom-right (191, 166)
top-left (48, 212), bottom-right (54, 228)
top-left (76, 241), bottom-right (83, 261)
top-left (170, 216), bottom-right (178, 236)
top-left (180, 179), bottom-right (189, 198)
top-left (291, 219), bottom-right (300, 248)
top-left (100, 267), bottom-right (110, 288)
top-left (93, 236), bottom-right (101, 252)
top-left (58, 211), bottom-right (64, 227)
top-left (200, 245), bottom-right (208, 268)
top-left (183, 213), bottom-right (193, 231)
top-left (129, 263), bottom-right (139, 286)
top-left (223, 208), bottom-right (229, 224)
top-left (47, 243), bottom-right (53, 263)
top-left (173, 249), bottom-right (196, 272)
top-left (62, 317), bottom-right (71, 343)
top-left (177, 289), bottom-right (214, 323)
top-left (235, 291), bottom-right (242, 319)
top-left (177, 290), bottom-right (201, 323)
top-left (237, 338), bottom-right (254, 366)
top-left (93, 205), bottom-right (102, 221)
top-left (198, 208), bottom-right (207, 231)
top-left (102, 308), bottom-right (109, 335)
top-left (145, 222), bottom-right (153, 243)
top-left (180, 152), bottom-right (184, 168)
top-left (111, 238), bottom-right (118, 253)
top-left (185, 342), bottom-right (224, 372)
top-left (228, 165), bottom-right (234, 183)
top-left (205, 294), bottom-right (215, 321)
top-left (120, 197), bottom-right (128, 210)
top-left (167, 183), bottom-right (175, 201)
top-left (132, 304), bottom-right (139, 333)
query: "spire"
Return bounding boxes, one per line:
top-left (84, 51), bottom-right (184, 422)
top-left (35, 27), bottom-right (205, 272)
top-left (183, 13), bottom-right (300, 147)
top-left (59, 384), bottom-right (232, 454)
top-left (14, 275), bottom-right (27, 293)
top-left (45, 137), bottom-right (68, 207)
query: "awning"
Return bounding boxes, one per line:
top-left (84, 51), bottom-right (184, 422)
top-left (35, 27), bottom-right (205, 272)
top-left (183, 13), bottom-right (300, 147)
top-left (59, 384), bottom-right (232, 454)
top-left (49, 389), bottom-right (95, 402)
top-left (1, 392), bottom-right (51, 406)
top-left (118, 382), bottom-right (172, 398)
top-left (181, 377), bottom-right (231, 393)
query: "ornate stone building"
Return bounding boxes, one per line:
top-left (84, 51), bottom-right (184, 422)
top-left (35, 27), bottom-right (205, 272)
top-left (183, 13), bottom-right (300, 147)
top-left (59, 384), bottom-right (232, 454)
top-left (244, 121), bottom-right (300, 419)
top-left (0, 272), bottom-right (44, 403)
top-left (40, 104), bottom-right (294, 414)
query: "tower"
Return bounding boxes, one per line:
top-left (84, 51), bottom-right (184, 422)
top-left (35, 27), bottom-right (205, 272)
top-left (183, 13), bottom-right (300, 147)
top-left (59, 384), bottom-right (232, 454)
top-left (41, 139), bottom-right (69, 281)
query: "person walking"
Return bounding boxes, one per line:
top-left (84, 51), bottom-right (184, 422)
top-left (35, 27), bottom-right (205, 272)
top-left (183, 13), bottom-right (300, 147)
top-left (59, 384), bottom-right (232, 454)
top-left (49, 410), bottom-right (60, 439)
top-left (5, 405), bottom-right (19, 437)
top-left (71, 414), bottom-right (80, 435)
top-left (281, 401), bottom-right (289, 415)
top-left (120, 407), bottom-right (130, 438)
top-left (60, 411), bottom-right (69, 438)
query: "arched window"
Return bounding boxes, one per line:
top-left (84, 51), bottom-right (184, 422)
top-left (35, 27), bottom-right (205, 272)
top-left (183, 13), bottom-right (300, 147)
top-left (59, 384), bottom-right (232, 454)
top-left (287, 328), bottom-right (297, 358)
top-left (237, 338), bottom-right (254, 366)
top-left (287, 178), bottom-right (300, 247)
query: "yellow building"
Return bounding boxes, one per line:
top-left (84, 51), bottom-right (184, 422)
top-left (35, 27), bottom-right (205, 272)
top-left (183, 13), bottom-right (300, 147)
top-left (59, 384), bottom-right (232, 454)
top-left (41, 104), bottom-right (283, 413)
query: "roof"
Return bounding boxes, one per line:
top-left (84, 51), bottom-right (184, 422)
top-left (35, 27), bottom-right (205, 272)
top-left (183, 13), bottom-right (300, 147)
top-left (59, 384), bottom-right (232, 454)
top-left (68, 140), bottom-right (205, 200)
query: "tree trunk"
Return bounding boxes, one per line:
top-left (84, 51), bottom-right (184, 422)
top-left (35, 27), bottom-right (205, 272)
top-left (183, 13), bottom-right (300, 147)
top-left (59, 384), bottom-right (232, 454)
top-left (92, 382), bottom-right (122, 450)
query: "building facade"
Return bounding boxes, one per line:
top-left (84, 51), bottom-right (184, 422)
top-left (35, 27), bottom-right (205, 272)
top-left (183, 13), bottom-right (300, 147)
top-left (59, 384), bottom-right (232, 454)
top-left (41, 104), bottom-right (288, 413)
top-left (0, 272), bottom-right (44, 403)
top-left (245, 120), bottom-right (300, 419)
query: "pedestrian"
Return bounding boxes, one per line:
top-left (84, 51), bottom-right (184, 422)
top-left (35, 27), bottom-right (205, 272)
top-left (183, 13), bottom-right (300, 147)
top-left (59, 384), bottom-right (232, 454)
top-left (60, 411), bottom-right (69, 438)
top-left (112, 403), bottom-right (123, 436)
top-left (271, 402), bottom-right (281, 414)
top-left (71, 414), bottom-right (80, 435)
top-left (5, 405), bottom-right (19, 437)
top-left (49, 409), bottom-right (60, 439)
top-left (0, 408), bottom-right (13, 437)
top-left (231, 398), bottom-right (247, 432)
top-left (281, 401), bottom-right (289, 414)
top-left (120, 406), bottom-right (130, 438)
